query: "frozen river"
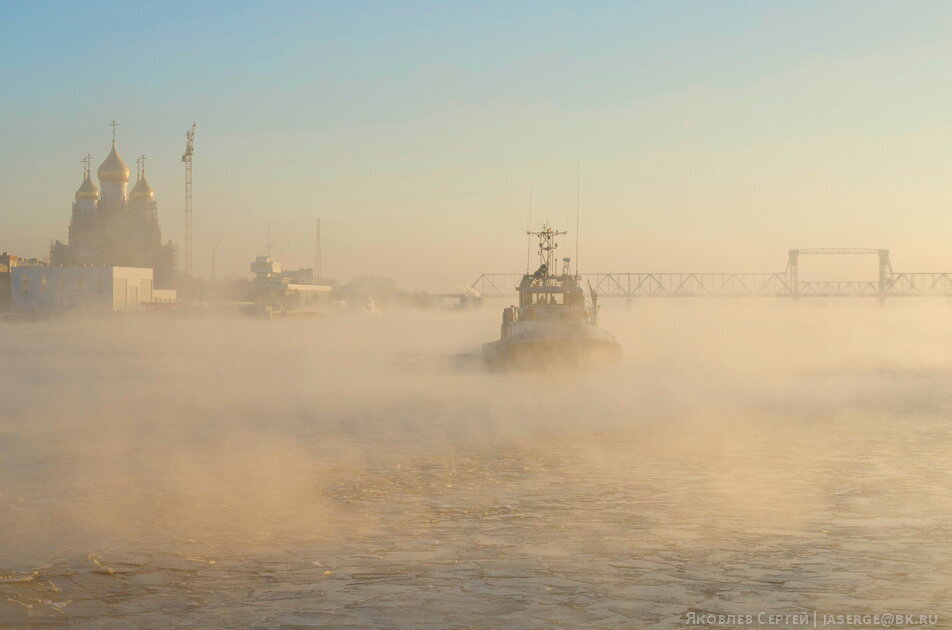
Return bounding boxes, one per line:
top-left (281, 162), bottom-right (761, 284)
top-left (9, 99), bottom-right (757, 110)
top-left (0, 304), bottom-right (949, 628)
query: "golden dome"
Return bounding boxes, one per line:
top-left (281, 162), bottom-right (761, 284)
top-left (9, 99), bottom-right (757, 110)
top-left (75, 172), bottom-right (100, 201)
top-left (129, 173), bottom-right (155, 201)
top-left (97, 142), bottom-right (130, 182)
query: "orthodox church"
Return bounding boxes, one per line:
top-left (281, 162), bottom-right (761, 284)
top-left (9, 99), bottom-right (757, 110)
top-left (51, 129), bottom-right (177, 288)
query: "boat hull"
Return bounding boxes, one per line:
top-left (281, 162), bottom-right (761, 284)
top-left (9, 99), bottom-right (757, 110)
top-left (483, 324), bottom-right (621, 369)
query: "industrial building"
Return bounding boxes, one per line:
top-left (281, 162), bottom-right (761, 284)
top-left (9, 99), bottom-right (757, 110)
top-left (250, 255), bottom-right (331, 306)
top-left (11, 266), bottom-right (167, 313)
top-left (49, 126), bottom-right (176, 288)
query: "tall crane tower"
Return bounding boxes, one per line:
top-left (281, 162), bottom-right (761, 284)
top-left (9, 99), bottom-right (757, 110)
top-left (314, 219), bottom-right (322, 282)
top-left (182, 123), bottom-right (196, 277)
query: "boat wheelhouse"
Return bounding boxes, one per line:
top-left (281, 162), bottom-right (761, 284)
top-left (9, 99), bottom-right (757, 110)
top-left (483, 225), bottom-right (620, 368)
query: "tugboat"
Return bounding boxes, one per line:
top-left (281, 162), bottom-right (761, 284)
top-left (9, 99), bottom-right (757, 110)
top-left (483, 225), bottom-right (621, 368)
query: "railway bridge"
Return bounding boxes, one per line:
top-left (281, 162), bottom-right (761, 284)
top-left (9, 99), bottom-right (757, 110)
top-left (471, 249), bottom-right (952, 300)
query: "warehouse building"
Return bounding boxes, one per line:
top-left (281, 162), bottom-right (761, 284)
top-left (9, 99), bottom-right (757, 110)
top-left (11, 266), bottom-right (162, 313)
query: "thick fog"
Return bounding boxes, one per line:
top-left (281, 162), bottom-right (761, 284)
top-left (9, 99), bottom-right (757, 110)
top-left (1, 302), bottom-right (950, 627)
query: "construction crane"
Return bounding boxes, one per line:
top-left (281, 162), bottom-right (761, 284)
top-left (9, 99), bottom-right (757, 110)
top-left (314, 219), bottom-right (322, 283)
top-left (182, 123), bottom-right (196, 277)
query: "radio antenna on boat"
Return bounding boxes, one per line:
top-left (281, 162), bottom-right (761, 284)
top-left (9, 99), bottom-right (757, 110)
top-left (526, 189), bottom-right (533, 273)
top-left (575, 158), bottom-right (580, 277)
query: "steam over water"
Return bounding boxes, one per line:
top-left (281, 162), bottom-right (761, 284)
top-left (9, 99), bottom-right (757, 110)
top-left (1, 303), bottom-right (950, 628)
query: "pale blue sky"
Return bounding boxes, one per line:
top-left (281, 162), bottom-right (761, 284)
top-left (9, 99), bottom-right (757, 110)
top-left (3, 1), bottom-right (952, 287)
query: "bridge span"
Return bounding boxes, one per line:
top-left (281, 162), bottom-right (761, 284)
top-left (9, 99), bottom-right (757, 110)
top-left (471, 249), bottom-right (952, 300)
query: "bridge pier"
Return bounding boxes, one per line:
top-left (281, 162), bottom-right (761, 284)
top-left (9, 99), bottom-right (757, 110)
top-left (878, 249), bottom-right (892, 305)
top-left (788, 249), bottom-right (799, 302)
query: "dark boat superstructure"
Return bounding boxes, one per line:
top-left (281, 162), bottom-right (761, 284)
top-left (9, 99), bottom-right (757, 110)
top-left (483, 225), bottom-right (621, 368)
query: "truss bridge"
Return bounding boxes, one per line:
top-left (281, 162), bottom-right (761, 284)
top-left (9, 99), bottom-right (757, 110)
top-left (471, 249), bottom-right (952, 300)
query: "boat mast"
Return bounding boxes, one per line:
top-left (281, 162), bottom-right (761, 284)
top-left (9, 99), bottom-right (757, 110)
top-left (527, 224), bottom-right (567, 274)
top-left (575, 158), bottom-right (580, 277)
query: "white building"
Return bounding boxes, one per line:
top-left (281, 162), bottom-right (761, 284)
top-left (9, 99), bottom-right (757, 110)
top-left (11, 266), bottom-right (163, 313)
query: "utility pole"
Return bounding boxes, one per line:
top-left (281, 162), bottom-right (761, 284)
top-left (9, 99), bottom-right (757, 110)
top-left (182, 123), bottom-right (196, 277)
top-left (211, 238), bottom-right (223, 280)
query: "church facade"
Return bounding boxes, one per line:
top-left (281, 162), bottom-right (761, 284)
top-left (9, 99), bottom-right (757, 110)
top-left (51, 135), bottom-right (177, 288)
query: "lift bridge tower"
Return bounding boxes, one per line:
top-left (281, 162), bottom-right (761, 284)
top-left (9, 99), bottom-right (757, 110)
top-left (182, 123), bottom-right (196, 277)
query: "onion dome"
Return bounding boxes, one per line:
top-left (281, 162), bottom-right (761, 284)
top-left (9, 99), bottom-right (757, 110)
top-left (97, 142), bottom-right (130, 182)
top-left (74, 172), bottom-right (100, 201)
top-left (129, 173), bottom-right (155, 201)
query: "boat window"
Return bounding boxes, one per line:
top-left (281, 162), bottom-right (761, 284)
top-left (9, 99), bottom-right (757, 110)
top-left (530, 292), bottom-right (563, 305)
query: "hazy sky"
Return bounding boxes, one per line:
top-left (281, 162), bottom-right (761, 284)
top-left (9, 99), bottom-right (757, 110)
top-left (3, 1), bottom-right (952, 289)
